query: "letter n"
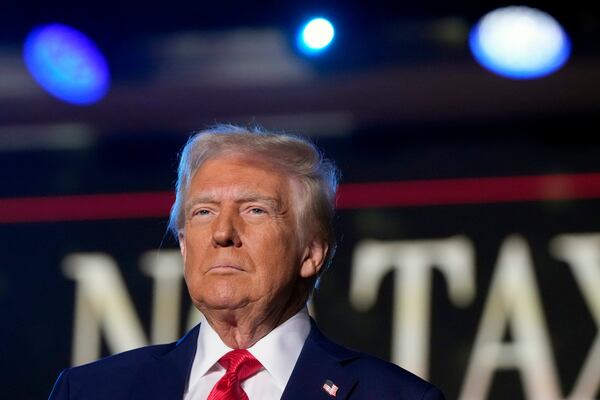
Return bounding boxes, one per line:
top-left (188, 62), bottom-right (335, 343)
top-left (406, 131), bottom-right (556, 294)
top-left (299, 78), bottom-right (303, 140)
top-left (62, 253), bottom-right (148, 366)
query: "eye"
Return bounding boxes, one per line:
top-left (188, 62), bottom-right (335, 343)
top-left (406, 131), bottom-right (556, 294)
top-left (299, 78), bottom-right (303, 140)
top-left (249, 207), bottom-right (266, 214)
top-left (192, 208), bottom-right (211, 217)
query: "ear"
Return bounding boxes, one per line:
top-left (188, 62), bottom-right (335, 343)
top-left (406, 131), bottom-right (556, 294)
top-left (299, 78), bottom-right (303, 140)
top-left (178, 231), bottom-right (187, 263)
top-left (299, 239), bottom-right (329, 279)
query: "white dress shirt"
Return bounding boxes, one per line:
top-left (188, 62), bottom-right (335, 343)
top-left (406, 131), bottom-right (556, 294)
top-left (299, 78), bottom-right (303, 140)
top-left (183, 308), bottom-right (311, 400)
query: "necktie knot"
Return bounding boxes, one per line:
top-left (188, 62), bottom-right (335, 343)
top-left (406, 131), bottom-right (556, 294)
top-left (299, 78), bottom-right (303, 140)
top-left (208, 349), bottom-right (263, 400)
top-left (219, 349), bottom-right (262, 382)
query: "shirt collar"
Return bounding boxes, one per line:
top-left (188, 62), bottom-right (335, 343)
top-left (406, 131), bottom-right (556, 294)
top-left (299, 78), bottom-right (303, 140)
top-left (195, 308), bottom-right (311, 390)
top-left (247, 308), bottom-right (311, 390)
top-left (194, 313), bottom-right (232, 377)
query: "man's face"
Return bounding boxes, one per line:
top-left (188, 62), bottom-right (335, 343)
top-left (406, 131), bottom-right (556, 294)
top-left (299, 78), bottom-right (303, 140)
top-left (179, 154), bottom-right (325, 315)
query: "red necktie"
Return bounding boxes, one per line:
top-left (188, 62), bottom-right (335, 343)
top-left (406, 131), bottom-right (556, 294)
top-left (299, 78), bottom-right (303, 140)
top-left (207, 349), bottom-right (263, 400)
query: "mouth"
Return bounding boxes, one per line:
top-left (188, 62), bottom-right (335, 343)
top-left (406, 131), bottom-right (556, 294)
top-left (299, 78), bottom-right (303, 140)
top-left (207, 264), bottom-right (245, 274)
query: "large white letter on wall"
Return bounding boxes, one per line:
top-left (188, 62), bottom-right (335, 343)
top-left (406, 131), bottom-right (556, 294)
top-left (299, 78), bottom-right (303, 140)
top-left (551, 234), bottom-right (600, 400)
top-left (140, 249), bottom-right (203, 338)
top-left (459, 235), bottom-right (561, 400)
top-left (349, 236), bottom-right (475, 378)
top-left (63, 253), bottom-right (148, 366)
top-left (140, 250), bottom-right (183, 344)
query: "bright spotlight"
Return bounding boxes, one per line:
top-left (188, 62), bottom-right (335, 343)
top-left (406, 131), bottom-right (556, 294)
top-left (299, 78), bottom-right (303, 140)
top-left (23, 23), bottom-right (110, 105)
top-left (298, 17), bottom-right (335, 55)
top-left (469, 6), bottom-right (571, 79)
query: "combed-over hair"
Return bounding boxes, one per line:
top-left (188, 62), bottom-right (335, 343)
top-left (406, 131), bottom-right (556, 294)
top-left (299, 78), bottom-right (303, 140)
top-left (168, 124), bottom-right (339, 276)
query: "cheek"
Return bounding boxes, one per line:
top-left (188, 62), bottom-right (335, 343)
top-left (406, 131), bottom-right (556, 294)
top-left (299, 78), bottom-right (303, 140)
top-left (183, 228), bottom-right (209, 255)
top-left (182, 235), bottom-right (207, 279)
top-left (251, 232), bottom-right (301, 279)
top-left (182, 262), bottom-right (199, 293)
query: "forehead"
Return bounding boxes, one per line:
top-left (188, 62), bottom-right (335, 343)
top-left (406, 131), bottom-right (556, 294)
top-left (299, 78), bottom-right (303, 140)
top-left (188, 155), bottom-right (297, 200)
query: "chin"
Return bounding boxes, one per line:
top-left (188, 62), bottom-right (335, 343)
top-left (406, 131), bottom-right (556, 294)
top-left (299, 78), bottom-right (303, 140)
top-left (192, 283), bottom-right (249, 312)
top-left (189, 270), bottom-right (243, 294)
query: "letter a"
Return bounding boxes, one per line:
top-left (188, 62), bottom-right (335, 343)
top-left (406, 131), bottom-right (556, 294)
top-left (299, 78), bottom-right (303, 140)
top-left (459, 235), bottom-right (561, 400)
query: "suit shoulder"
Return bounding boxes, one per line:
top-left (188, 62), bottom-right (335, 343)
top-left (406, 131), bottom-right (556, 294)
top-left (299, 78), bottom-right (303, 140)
top-left (55, 342), bottom-right (177, 397)
top-left (320, 338), bottom-right (444, 399)
top-left (71, 342), bottom-right (176, 374)
top-left (350, 353), bottom-right (445, 399)
top-left (354, 352), bottom-right (431, 385)
top-left (49, 325), bottom-right (199, 399)
top-left (347, 353), bottom-right (444, 398)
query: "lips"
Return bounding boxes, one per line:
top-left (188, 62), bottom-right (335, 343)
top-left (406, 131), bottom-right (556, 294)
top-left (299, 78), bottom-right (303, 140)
top-left (207, 264), bottom-right (244, 273)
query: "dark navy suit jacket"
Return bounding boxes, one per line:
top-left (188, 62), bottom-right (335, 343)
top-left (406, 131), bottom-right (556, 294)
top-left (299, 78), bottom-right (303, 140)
top-left (49, 321), bottom-right (445, 399)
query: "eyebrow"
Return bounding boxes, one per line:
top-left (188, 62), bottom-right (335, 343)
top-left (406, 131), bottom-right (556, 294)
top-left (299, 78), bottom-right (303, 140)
top-left (185, 192), bottom-right (283, 214)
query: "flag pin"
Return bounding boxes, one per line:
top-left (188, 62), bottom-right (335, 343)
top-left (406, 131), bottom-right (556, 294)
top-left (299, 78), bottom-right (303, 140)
top-left (322, 379), bottom-right (338, 397)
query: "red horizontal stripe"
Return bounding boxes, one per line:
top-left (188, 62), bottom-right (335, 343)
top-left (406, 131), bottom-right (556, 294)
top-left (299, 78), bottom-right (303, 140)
top-left (1, 173), bottom-right (600, 224)
top-left (336, 173), bottom-right (600, 209)
top-left (0, 192), bottom-right (175, 224)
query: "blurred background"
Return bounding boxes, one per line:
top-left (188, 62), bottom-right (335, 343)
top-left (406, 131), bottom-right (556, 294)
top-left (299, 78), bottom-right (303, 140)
top-left (2, 1), bottom-right (600, 399)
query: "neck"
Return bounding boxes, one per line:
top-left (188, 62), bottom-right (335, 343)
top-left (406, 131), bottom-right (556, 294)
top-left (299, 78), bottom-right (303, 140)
top-left (201, 295), bottom-right (306, 349)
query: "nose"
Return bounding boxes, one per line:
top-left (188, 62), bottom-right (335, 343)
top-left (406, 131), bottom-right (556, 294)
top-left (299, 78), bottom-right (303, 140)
top-left (211, 208), bottom-right (242, 248)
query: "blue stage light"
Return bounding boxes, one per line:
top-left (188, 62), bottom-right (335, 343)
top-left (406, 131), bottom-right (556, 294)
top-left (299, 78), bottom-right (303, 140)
top-left (469, 6), bottom-right (571, 79)
top-left (23, 23), bottom-right (110, 105)
top-left (298, 17), bottom-right (335, 55)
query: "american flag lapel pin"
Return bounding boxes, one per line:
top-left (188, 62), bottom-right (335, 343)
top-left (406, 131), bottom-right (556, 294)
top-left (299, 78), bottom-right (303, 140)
top-left (322, 379), bottom-right (339, 397)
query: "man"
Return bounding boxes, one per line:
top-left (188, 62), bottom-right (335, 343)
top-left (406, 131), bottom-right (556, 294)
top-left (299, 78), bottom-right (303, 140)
top-left (49, 125), bottom-right (445, 399)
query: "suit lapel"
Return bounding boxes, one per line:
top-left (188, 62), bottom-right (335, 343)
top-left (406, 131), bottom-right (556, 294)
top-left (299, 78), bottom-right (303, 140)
top-left (128, 320), bottom-right (360, 399)
top-left (282, 320), bottom-right (359, 400)
top-left (132, 324), bottom-right (199, 400)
